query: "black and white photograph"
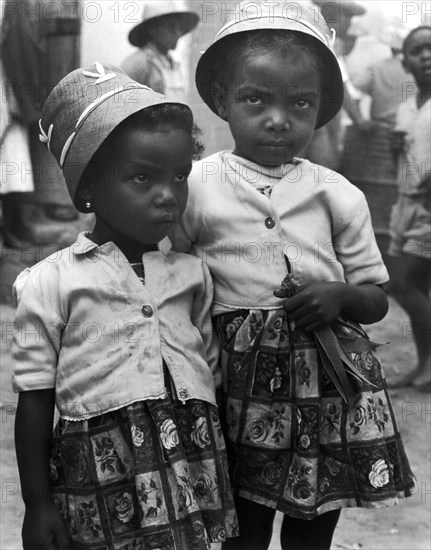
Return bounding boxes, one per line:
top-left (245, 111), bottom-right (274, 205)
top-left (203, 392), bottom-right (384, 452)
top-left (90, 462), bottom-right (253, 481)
top-left (1, 1), bottom-right (430, 548)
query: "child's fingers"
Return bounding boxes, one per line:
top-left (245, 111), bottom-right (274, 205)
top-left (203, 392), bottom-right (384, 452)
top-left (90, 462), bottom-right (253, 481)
top-left (273, 288), bottom-right (289, 299)
top-left (281, 292), bottom-right (306, 313)
top-left (293, 312), bottom-right (322, 332)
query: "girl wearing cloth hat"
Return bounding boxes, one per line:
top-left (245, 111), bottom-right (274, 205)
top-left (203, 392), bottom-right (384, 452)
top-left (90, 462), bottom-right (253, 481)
top-left (122, 1), bottom-right (199, 101)
top-left (12, 63), bottom-right (237, 549)
top-left (170, 3), bottom-right (416, 549)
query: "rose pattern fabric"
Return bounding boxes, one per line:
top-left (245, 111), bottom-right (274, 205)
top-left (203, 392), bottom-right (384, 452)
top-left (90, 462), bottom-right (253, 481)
top-left (94, 436), bottom-right (125, 475)
top-left (247, 418), bottom-right (270, 443)
top-left (369, 459), bottom-right (390, 488)
top-left (194, 473), bottom-right (213, 501)
top-left (49, 392), bottom-right (238, 548)
top-left (350, 394), bottom-right (390, 435)
top-left (177, 477), bottom-right (194, 512)
top-left (116, 492), bottom-right (135, 523)
top-left (215, 309), bottom-right (416, 519)
top-left (131, 424), bottom-right (144, 447)
top-left (159, 419), bottom-right (179, 450)
top-left (191, 417), bottom-right (211, 448)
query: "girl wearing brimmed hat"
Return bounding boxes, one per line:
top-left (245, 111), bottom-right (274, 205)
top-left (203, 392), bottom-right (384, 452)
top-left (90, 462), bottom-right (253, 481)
top-left (12, 62), bottom-right (237, 548)
top-left (122, 0), bottom-right (199, 101)
top-left (170, 2), bottom-right (416, 548)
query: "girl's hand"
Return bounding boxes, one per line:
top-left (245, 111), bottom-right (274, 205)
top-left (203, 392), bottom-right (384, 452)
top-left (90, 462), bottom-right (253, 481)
top-left (281, 282), bottom-right (347, 332)
top-left (22, 502), bottom-right (72, 550)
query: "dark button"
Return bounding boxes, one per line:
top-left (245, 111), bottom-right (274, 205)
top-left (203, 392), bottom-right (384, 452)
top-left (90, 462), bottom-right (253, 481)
top-left (178, 387), bottom-right (189, 399)
top-left (141, 305), bottom-right (153, 318)
top-left (265, 217), bottom-right (275, 229)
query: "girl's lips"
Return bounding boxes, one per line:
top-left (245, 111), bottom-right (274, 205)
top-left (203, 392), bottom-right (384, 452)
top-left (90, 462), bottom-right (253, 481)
top-left (152, 211), bottom-right (178, 224)
top-left (153, 218), bottom-right (176, 224)
top-left (264, 141), bottom-right (289, 146)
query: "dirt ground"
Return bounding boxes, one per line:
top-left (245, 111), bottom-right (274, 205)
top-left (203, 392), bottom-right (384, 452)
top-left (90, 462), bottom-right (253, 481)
top-left (1, 285), bottom-right (430, 549)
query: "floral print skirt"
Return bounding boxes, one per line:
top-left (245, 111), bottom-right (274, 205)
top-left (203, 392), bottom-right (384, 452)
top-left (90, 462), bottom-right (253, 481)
top-left (214, 308), bottom-right (416, 519)
top-left (49, 389), bottom-right (238, 549)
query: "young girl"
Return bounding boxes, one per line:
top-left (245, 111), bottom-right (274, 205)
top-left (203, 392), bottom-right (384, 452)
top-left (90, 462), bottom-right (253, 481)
top-left (12, 63), bottom-right (237, 549)
top-left (388, 26), bottom-right (431, 390)
top-left (170, 3), bottom-right (416, 549)
top-left (122, 0), bottom-right (199, 101)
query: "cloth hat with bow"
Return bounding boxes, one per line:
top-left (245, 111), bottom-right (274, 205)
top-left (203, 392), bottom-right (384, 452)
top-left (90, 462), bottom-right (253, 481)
top-left (38, 62), bottom-right (192, 212)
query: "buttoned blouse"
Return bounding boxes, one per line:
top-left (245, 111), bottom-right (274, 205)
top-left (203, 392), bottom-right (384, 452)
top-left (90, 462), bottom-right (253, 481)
top-left (170, 152), bottom-right (389, 313)
top-left (12, 233), bottom-right (220, 420)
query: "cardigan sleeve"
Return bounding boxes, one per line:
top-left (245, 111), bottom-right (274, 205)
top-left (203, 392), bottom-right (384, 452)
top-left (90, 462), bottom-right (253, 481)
top-left (191, 262), bottom-right (221, 389)
top-left (12, 268), bottom-right (65, 392)
top-left (331, 187), bottom-right (389, 286)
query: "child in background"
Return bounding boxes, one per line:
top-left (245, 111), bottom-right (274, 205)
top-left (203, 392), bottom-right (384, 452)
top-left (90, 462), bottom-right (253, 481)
top-left (122, 0), bottom-right (199, 101)
top-left (170, 3), bottom-right (416, 549)
top-left (388, 26), bottom-right (431, 391)
top-left (13, 63), bottom-right (237, 549)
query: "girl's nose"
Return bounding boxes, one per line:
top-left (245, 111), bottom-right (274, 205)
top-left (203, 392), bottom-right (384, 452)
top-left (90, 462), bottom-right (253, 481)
top-left (155, 184), bottom-right (177, 207)
top-left (264, 107), bottom-right (290, 132)
top-left (421, 45), bottom-right (431, 59)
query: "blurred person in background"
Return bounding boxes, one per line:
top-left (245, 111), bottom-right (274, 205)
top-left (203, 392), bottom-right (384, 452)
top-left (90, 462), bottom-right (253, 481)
top-left (0, 8), bottom-right (34, 248)
top-left (1, 0), bottom-right (81, 242)
top-left (387, 26), bottom-right (431, 391)
top-left (304, 0), bottom-right (368, 169)
top-left (338, 26), bottom-right (415, 254)
top-left (122, 0), bottom-right (199, 102)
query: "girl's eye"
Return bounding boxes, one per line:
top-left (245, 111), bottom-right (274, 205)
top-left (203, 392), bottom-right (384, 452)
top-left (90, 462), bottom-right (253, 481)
top-left (175, 172), bottom-right (189, 184)
top-left (295, 99), bottom-right (311, 109)
top-left (246, 95), bottom-right (262, 105)
top-left (131, 174), bottom-right (150, 184)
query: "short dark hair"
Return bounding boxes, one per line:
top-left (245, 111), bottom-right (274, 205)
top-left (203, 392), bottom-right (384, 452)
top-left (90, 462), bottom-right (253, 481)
top-left (213, 29), bottom-right (327, 87)
top-left (78, 103), bottom-right (204, 199)
top-left (402, 25), bottom-right (431, 56)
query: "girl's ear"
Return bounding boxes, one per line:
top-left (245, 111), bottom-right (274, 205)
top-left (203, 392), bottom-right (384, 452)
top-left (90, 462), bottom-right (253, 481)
top-left (76, 180), bottom-right (93, 205)
top-left (212, 83), bottom-right (228, 121)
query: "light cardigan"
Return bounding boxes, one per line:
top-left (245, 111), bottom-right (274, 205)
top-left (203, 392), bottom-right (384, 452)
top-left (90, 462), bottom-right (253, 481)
top-left (12, 233), bottom-right (220, 420)
top-left (170, 152), bottom-right (389, 313)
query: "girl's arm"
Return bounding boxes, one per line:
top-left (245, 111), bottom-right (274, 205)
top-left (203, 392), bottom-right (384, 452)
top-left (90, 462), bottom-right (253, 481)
top-left (280, 282), bottom-right (388, 332)
top-left (15, 389), bottom-right (72, 550)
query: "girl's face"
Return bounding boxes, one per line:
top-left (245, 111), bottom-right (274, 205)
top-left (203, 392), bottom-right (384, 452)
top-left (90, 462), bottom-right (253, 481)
top-left (403, 28), bottom-right (431, 86)
top-left (89, 126), bottom-right (193, 251)
top-left (214, 49), bottom-right (321, 166)
top-left (149, 16), bottom-right (184, 53)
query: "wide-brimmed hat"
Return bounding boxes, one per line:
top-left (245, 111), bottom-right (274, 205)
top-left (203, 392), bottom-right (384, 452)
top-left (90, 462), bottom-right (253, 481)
top-left (314, 0), bottom-right (366, 20)
top-left (129, 1), bottom-right (199, 48)
top-left (195, 1), bottom-right (344, 129)
top-left (39, 62), bottom-right (191, 212)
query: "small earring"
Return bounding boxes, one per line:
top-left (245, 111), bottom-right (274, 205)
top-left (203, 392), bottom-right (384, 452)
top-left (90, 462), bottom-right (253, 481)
top-left (85, 200), bottom-right (92, 210)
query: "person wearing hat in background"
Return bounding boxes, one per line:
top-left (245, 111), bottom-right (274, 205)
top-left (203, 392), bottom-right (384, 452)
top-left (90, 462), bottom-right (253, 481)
top-left (122, 0), bottom-right (199, 102)
top-left (12, 62), bottom-right (238, 548)
top-left (304, 0), bottom-right (369, 169)
top-left (170, 2), bottom-right (416, 549)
